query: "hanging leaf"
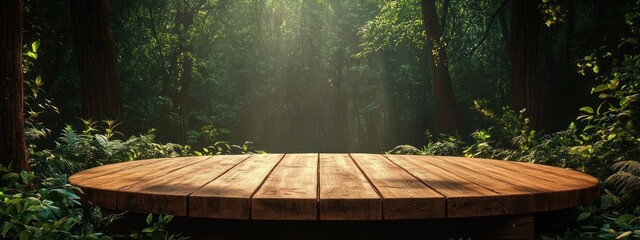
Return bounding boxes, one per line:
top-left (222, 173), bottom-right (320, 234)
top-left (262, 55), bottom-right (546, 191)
top-left (31, 40), bottom-right (40, 52)
top-left (580, 106), bottom-right (594, 114)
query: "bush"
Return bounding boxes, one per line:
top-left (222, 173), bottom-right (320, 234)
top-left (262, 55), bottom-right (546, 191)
top-left (0, 165), bottom-right (116, 239)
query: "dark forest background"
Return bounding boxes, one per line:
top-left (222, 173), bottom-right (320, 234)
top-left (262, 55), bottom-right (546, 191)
top-left (22, 0), bottom-right (632, 152)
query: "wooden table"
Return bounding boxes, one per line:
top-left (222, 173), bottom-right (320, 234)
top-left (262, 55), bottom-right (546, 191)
top-left (69, 154), bottom-right (599, 238)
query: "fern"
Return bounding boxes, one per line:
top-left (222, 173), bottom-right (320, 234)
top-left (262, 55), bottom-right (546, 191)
top-left (606, 160), bottom-right (640, 205)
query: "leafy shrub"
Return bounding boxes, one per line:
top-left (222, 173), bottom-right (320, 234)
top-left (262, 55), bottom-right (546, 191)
top-left (30, 120), bottom-right (187, 176)
top-left (387, 131), bottom-right (465, 156)
top-left (545, 194), bottom-right (640, 240)
top-left (0, 165), bottom-right (116, 239)
top-left (130, 214), bottom-right (188, 240)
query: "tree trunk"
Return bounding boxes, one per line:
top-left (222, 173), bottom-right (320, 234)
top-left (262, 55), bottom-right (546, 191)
top-left (70, 0), bottom-right (123, 122)
top-left (420, 0), bottom-right (461, 135)
top-left (510, 0), bottom-right (542, 128)
top-left (0, 0), bottom-right (30, 171)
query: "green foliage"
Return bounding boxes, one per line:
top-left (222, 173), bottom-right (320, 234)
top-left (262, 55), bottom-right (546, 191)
top-left (463, 99), bottom-right (537, 161)
top-left (546, 195), bottom-right (640, 240)
top-left (129, 214), bottom-right (187, 240)
top-left (0, 165), bottom-right (116, 239)
top-left (606, 161), bottom-right (640, 208)
top-left (30, 120), bottom-right (186, 176)
top-left (193, 141), bottom-right (262, 156)
top-left (354, 0), bottom-right (425, 58)
top-left (388, 131), bottom-right (464, 156)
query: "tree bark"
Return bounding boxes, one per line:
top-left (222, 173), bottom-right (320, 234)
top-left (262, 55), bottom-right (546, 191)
top-left (510, 0), bottom-right (542, 128)
top-left (420, 0), bottom-right (461, 135)
top-left (70, 0), bottom-right (123, 122)
top-left (0, 0), bottom-right (30, 171)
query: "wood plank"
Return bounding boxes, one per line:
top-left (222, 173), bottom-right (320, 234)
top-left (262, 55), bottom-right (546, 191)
top-left (512, 161), bottom-right (601, 202)
top-left (74, 157), bottom-right (205, 189)
top-left (385, 155), bottom-right (503, 217)
top-left (68, 158), bottom-right (168, 187)
top-left (436, 156), bottom-right (579, 211)
top-left (425, 156), bottom-right (558, 214)
top-left (350, 154), bottom-right (445, 219)
top-left (472, 158), bottom-right (600, 205)
top-left (252, 153), bottom-right (318, 220)
top-left (116, 155), bottom-right (250, 216)
top-left (318, 154), bottom-right (382, 220)
top-left (189, 154), bottom-right (284, 219)
top-left (72, 157), bottom-right (207, 208)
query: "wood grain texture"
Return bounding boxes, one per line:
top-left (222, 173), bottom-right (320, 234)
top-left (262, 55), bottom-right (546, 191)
top-left (117, 155), bottom-right (250, 216)
top-left (350, 153), bottom-right (445, 219)
top-left (512, 161), bottom-right (600, 202)
top-left (252, 154), bottom-right (318, 220)
top-left (436, 156), bottom-right (580, 211)
top-left (425, 156), bottom-right (556, 215)
top-left (69, 154), bottom-right (600, 220)
top-left (472, 157), bottom-right (599, 205)
top-left (69, 158), bottom-right (166, 186)
top-left (189, 154), bottom-right (284, 219)
top-left (319, 154), bottom-right (381, 220)
top-left (385, 155), bottom-right (503, 217)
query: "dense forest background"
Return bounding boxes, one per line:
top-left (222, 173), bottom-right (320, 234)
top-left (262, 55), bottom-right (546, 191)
top-left (2, 0), bottom-right (640, 239)
top-left (22, 0), bottom-right (633, 152)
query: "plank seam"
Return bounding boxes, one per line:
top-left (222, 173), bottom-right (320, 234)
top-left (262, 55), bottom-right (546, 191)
top-left (382, 155), bottom-right (449, 218)
top-left (248, 154), bottom-right (287, 220)
top-left (114, 156), bottom-right (214, 212)
top-left (427, 156), bottom-right (508, 196)
top-left (118, 156), bottom-right (213, 191)
top-left (424, 156), bottom-right (511, 215)
top-left (184, 154), bottom-right (254, 217)
top-left (431, 156), bottom-right (550, 214)
top-left (348, 153), bottom-right (385, 220)
top-left (316, 153), bottom-right (320, 220)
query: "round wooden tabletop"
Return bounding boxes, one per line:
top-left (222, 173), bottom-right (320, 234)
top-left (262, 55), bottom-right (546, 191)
top-left (69, 154), bottom-right (599, 220)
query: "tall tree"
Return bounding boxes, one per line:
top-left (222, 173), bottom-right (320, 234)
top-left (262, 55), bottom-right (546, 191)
top-left (0, 0), bottom-right (30, 171)
top-left (70, 0), bottom-right (123, 121)
top-left (420, 0), bottom-right (461, 134)
top-left (510, 0), bottom-right (542, 128)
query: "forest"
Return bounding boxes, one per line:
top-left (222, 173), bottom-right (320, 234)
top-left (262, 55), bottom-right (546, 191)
top-left (1, 0), bottom-right (640, 239)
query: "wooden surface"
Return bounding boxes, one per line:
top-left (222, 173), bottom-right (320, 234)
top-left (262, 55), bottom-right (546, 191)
top-left (69, 154), bottom-right (599, 220)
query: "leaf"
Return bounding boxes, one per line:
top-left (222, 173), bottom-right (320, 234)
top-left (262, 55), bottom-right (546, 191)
top-left (27, 205), bottom-right (46, 212)
top-left (593, 84), bottom-right (609, 93)
top-left (146, 214), bottom-right (153, 225)
top-left (141, 226), bottom-right (156, 233)
top-left (617, 231), bottom-right (632, 239)
top-left (580, 106), bottom-right (594, 114)
top-left (35, 75), bottom-right (42, 86)
top-left (19, 171), bottom-right (29, 184)
top-left (583, 125), bottom-right (595, 132)
top-left (1, 222), bottom-right (12, 237)
top-left (577, 212), bottom-right (591, 221)
top-left (25, 51), bottom-right (38, 60)
top-left (95, 134), bottom-right (108, 145)
top-left (2, 172), bottom-right (19, 180)
top-left (625, 38), bottom-right (638, 44)
top-left (615, 214), bottom-right (636, 226)
top-left (31, 40), bottom-right (40, 52)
